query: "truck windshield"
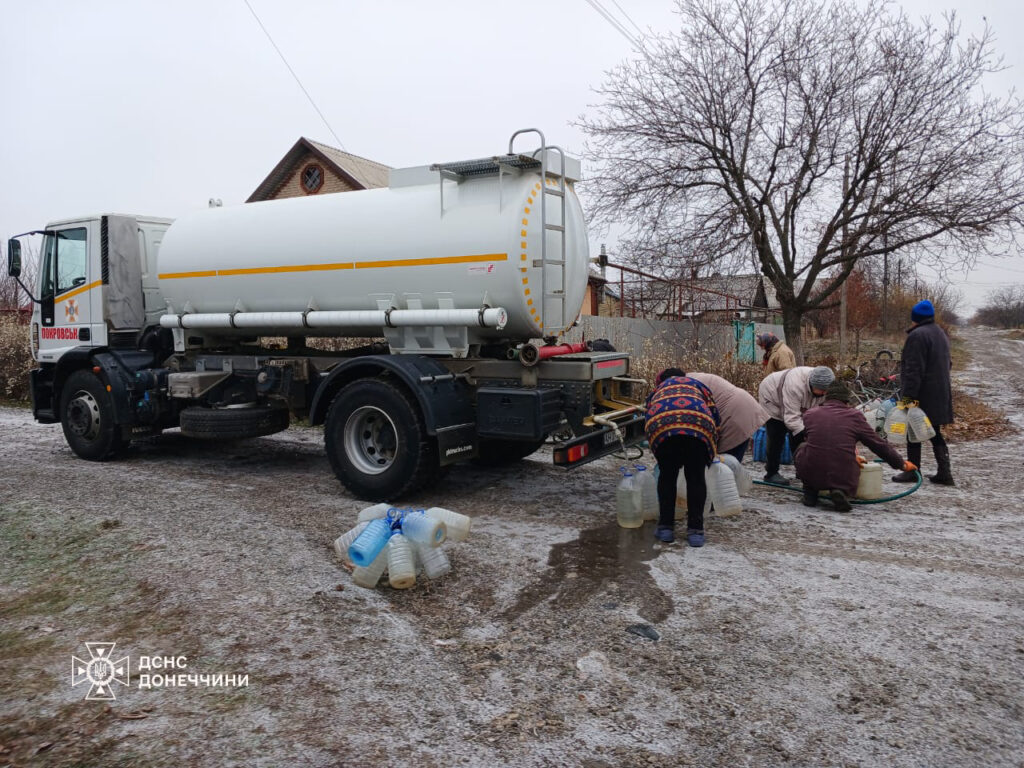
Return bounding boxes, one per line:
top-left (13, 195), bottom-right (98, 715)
top-left (41, 228), bottom-right (87, 297)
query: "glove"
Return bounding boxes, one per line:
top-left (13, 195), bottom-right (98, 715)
top-left (902, 460), bottom-right (918, 472)
top-left (855, 454), bottom-right (867, 466)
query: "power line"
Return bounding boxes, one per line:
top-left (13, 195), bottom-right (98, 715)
top-left (241, 0), bottom-right (346, 150)
top-left (608, 0), bottom-right (646, 38)
top-left (582, 0), bottom-right (640, 48)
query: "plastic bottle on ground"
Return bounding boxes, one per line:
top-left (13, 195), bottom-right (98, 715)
top-left (616, 468), bottom-right (644, 528)
top-left (706, 458), bottom-right (742, 517)
top-left (719, 453), bottom-right (753, 496)
top-left (351, 547), bottom-right (388, 589)
top-left (348, 518), bottom-right (393, 568)
top-left (333, 521), bottom-right (369, 562)
top-left (401, 509), bottom-right (447, 547)
top-left (634, 464), bottom-right (659, 521)
top-left (425, 507), bottom-right (472, 542)
top-left (414, 540), bottom-right (452, 580)
top-left (387, 533), bottom-right (417, 589)
top-left (357, 503), bottom-right (392, 523)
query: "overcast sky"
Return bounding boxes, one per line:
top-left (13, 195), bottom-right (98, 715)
top-left (2, 0), bottom-right (1022, 313)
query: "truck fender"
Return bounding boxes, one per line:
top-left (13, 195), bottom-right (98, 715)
top-left (309, 355), bottom-right (474, 440)
top-left (55, 347), bottom-right (159, 426)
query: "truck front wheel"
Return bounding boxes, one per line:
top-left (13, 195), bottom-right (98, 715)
top-left (324, 378), bottom-right (438, 501)
top-left (60, 369), bottom-right (125, 461)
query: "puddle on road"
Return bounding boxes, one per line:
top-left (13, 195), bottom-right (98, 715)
top-left (503, 520), bottom-right (673, 624)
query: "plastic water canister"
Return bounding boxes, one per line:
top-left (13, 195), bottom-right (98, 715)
top-left (907, 405), bottom-right (936, 442)
top-left (357, 503), bottom-right (392, 522)
top-left (674, 471), bottom-right (687, 520)
top-left (414, 540), bottom-right (451, 580)
top-left (752, 427), bottom-right (767, 462)
top-left (616, 469), bottom-right (643, 528)
top-left (634, 464), bottom-right (659, 521)
top-left (386, 533), bottom-right (417, 589)
top-left (706, 458), bottom-right (742, 517)
top-left (884, 406), bottom-right (909, 445)
top-left (401, 510), bottom-right (447, 547)
top-left (425, 507), bottom-right (472, 542)
top-left (333, 521), bottom-right (369, 562)
top-left (780, 434), bottom-right (793, 465)
top-left (351, 547), bottom-right (388, 589)
top-left (855, 462), bottom-right (883, 500)
top-left (719, 453), bottom-right (753, 495)
top-left (348, 518), bottom-right (393, 568)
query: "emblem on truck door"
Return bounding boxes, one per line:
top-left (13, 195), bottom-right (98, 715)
top-left (64, 299), bottom-right (79, 323)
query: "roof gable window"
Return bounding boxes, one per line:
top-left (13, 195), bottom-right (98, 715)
top-left (301, 163), bottom-right (324, 194)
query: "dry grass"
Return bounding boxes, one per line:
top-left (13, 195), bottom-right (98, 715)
top-left (945, 387), bottom-right (1018, 442)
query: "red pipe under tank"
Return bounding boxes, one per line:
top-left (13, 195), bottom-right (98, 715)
top-left (520, 341), bottom-right (589, 366)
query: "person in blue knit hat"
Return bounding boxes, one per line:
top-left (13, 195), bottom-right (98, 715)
top-left (893, 299), bottom-right (955, 485)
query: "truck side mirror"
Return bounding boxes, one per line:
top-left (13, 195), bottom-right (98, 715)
top-left (7, 239), bottom-right (21, 278)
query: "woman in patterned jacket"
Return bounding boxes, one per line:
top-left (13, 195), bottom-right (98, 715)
top-left (645, 368), bottom-right (720, 547)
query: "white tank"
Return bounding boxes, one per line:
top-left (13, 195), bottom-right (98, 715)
top-left (157, 152), bottom-right (589, 343)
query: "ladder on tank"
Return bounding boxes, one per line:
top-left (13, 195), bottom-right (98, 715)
top-left (509, 129), bottom-right (569, 338)
top-left (430, 128), bottom-right (570, 337)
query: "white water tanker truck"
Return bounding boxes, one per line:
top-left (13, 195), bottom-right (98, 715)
top-left (6, 129), bottom-right (645, 500)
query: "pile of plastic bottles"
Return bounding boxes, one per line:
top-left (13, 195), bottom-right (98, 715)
top-left (332, 504), bottom-right (471, 589)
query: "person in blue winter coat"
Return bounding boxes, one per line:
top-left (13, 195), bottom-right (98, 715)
top-left (892, 300), bottom-right (955, 486)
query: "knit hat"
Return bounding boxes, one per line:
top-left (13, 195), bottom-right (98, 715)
top-left (808, 366), bottom-right (835, 392)
top-left (656, 367), bottom-right (686, 385)
top-left (911, 300), bottom-right (935, 323)
top-left (757, 333), bottom-right (778, 348)
top-left (825, 380), bottom-right (852, 404)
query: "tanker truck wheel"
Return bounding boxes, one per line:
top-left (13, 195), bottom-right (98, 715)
top-left (60, 369), bottom-right (125, 461)
top-left (324, 378), bottom-right (439, 501)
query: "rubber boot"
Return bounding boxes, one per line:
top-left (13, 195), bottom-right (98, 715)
top-left (929, 443), bottom-right (955, 486)
top-left (802, 487), bottom-right (819, 507)
top-left (894, 441), bottom-right (921, 483)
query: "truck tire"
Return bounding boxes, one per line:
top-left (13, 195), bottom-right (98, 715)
top-left (474, 437), bottom-right (546, 466)
top-left (179, 405), bottom-right (290, 440)
top-left (324, 378), bottom-right (439, 501)
top-left (60, 369), bottom-right (125, 461)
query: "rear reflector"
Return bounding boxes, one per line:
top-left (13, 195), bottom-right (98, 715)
top-left (554, 443), bottom-right (589, 465)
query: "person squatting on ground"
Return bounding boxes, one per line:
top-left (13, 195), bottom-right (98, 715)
top-left (794, 381), bottom-right (917, 512)
top-left (645, 368), bottom-right (720, 548)
top-left (757, 365), bottom-right (835, 485)
top-left (688, 372), bottom-right (770, 462)
top-left (892, 300), bottom-right (956, 486)
top-left (757, 333), bottom-right (796, 374)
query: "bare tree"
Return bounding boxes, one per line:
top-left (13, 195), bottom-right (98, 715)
top-left (0, 241), bottom-right (39, 314)
top-left (973, 285), bottom-right (1024, 327)
top-left (579, 0), bottom-right (1024, 361)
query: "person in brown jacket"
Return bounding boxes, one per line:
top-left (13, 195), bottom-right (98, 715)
top-left (795, 381), bottom-right (916, 511)
top-left (757, 333), bottom-right (796, 374)
top-left (688, 372), bottom-right (770, 461)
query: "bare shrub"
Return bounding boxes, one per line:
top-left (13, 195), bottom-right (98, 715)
top-left (0, 316), bottom-right (33, 402)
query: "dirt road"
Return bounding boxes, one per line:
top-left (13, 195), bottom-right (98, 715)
top-left (2, 326), bottom-right (1022, 767)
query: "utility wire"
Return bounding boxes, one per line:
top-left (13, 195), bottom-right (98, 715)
top-left (608, 0), bottom-right (646, 38)
top-left (582, 0), bottom-right (641, 48)
top-left (241, 0), bottom-right (346, 150)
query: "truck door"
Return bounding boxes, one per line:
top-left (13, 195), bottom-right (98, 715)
top-left (36, 223), bottom-right (98, 363)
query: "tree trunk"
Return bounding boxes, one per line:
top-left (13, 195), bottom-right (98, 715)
top-left (781, 304), bottom-right (805, 365)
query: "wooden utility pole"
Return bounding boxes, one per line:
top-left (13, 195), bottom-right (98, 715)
top-left (839, 156), bottom-right (849, 360)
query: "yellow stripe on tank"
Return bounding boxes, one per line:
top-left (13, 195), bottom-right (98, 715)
top-left (159, 253), bottom-right (507, 280)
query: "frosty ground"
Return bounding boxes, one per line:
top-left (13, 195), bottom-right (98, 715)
top-left (1, 326), bottom-right (1022, 768)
